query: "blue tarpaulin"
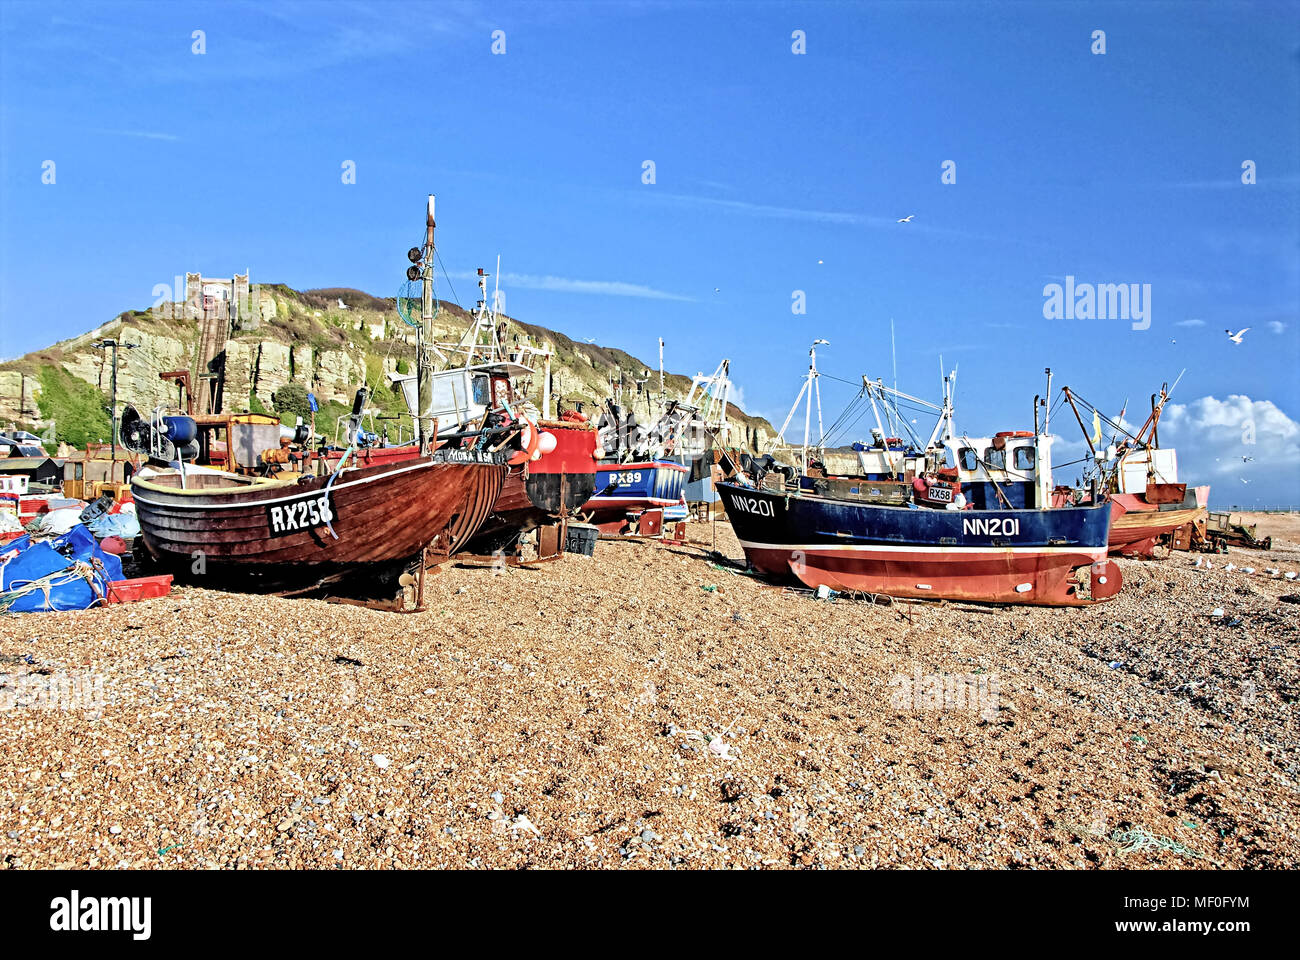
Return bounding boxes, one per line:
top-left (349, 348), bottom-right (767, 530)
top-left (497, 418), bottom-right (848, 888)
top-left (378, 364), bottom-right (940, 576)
top-left (0, 524), bottom-right (123, 613)
top-left (85, 510), bottom-right (141, 540)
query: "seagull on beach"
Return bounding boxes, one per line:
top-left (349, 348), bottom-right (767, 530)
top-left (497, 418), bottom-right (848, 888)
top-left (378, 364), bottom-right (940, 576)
top-left (897, 215), bottom-right (914, 223)
top-left (1226, 328), bottom-right (1250, 344)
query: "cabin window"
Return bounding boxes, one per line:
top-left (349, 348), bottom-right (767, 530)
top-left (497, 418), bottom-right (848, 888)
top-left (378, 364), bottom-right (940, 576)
top-left (942, 447), bottom-right (956, 469)
top-left (1013, 446), bottom-right (1036, 470)
top-left (958, 447), bottom-right (978, 471)
top-left (211, 427), bottom-right (228, 466)
top-left (984, 447), bottom-right (1006, 470)
top-left (429, 376), bottom-right (466, 415)
top-left (472, 375), bottom-right (491, 407)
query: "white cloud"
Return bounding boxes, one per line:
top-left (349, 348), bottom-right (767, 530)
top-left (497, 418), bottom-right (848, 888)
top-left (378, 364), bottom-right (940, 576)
top-left (1160, 395), bottom-right (1300, 501)
top-left (493, 272), bottom-right (694, 302)
top-left (1048, 396), bottom-right (1300, 504)
top-left (89, 129), bottom-right (180, 141)
top-left (446, 269), bottom-right (691, 301)
top-left (647, 194), bottom-right (1019, 245)
top-left (1175, 318), bottom-right (1205, 327)
top-left (655, 192), bottom-right (873, 225)
top-left (1165, 174), bottom-right (1300, 190)
top-left (1268, 320), bottom-right (1287, 334)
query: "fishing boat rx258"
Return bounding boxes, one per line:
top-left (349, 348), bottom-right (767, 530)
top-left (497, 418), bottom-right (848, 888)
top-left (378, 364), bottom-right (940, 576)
top-left (124, 389), bottom-right (506, 604)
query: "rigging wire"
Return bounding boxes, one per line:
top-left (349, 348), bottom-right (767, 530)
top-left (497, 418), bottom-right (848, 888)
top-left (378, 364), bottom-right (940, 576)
top-left (435, 249), bottom-right (463, 314)
top-left (823, 402), bottom-right (875, 449)
top-left (1060, 389), bottom-right (1138, 444)
top-left (821, 389), bottom-right (867, 444)
top-left (820, 371), bottom-right (866, 389)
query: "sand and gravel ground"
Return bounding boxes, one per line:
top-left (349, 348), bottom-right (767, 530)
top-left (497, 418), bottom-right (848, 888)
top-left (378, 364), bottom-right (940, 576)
top-left (1, 520), bottom-right (1297, 870)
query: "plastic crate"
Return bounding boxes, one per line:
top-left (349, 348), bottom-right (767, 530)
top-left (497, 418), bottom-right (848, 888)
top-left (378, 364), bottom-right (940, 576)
top-left (105, 575), bottom-right (174, 604)
top-left (564, 523), bottom-right (598, 557)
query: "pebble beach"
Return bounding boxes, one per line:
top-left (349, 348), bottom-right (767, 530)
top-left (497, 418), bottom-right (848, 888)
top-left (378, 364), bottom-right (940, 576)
top-left (2, 516), bottom-right (1297, 870)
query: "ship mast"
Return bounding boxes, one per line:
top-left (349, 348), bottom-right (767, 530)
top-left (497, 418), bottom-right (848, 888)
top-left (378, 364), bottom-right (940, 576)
top-left (775, 339), bottom-right (827, 473)
top-left (417, 194), bottom-right (436, 453)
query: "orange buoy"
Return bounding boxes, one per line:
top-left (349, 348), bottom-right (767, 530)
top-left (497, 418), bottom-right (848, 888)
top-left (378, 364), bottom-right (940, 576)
top-left (508, 418), bottom-right (541, 465)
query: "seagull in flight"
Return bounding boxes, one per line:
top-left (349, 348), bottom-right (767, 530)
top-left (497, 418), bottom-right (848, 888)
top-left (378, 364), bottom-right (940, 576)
top-left (897, 215), bottom-right (914, 223)
top-left (1226, 328), bottom-right (1250, 344)
top-left (583, 337), bottom-right (596, 344)
top-left (1242, 456), bottom-right (1255, 462)
top-left (1240, 477), bottom-right (1250, 484)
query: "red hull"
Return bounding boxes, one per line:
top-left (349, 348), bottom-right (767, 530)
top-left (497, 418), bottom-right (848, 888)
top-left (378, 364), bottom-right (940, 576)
top-left (1108, 491), bottom-right (1208, 558)
top-left (464, 420), bottom-right (598, 552)
top-left (528, 420), bottom-right (598, 477)
top-left (742, 543), bottom-right (1121, 607)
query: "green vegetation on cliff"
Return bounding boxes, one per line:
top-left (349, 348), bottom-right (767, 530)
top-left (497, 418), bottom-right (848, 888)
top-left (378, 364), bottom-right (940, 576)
top-left (272, 382), bottom-right (311, 424)
top-left (1, 282), bottom-right (774, 450)
top-left (35, 365), bottom-right (113, 448)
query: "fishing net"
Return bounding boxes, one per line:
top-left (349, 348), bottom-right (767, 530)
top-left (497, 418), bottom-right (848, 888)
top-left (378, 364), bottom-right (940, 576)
top-left (396, 278), bottom-right (435, 329)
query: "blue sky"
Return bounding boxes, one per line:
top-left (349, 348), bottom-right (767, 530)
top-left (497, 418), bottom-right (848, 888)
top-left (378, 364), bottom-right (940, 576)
top-left (1, 0), bottom-right (1297, 504)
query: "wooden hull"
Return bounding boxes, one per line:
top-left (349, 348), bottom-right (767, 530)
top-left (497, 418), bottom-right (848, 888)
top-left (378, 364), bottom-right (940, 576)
top-left (131, 457), bottom-right (505, 588)
top-left (1108, 489), bottom-right (1209, 558)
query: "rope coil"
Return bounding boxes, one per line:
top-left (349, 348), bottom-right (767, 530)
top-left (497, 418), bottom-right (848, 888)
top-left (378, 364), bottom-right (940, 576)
top-left (0, 559), bottom-right (108, 614)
